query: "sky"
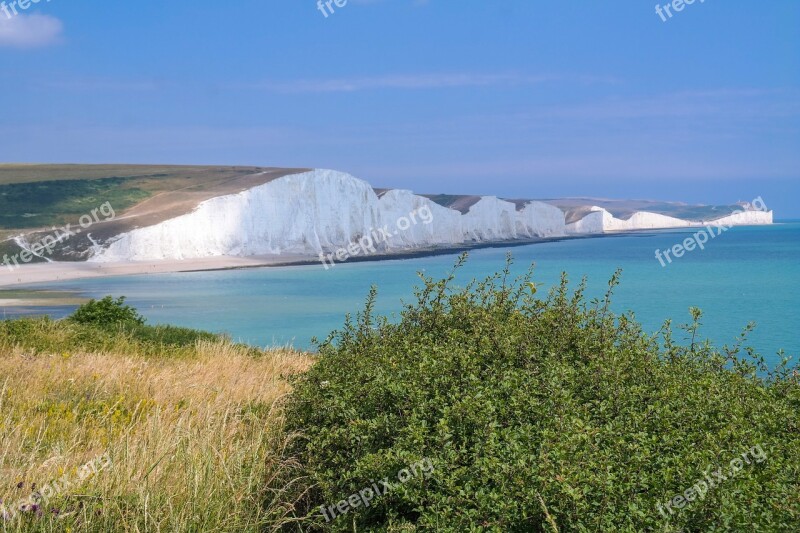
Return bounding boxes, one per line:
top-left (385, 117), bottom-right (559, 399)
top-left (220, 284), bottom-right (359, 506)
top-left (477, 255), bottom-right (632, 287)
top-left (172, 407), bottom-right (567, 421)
top-left (0, 0), bottom-right (798, 216)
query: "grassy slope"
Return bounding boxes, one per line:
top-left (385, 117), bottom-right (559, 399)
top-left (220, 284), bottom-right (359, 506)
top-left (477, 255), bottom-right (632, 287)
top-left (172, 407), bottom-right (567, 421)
top-left (0, 164), bottom-right (240, 184)
top-left (0, 317), bottom-right (312, 532)
top-left (0, 164), bottom-right (266, 230)
top-left (0, 177), bottom-right (151, 230)
top-left (0, 164), bottom-right (308, 261)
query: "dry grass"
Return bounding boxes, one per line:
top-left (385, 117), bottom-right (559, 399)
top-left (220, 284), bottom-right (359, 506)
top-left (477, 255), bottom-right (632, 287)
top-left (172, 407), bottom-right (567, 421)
top-left (0, 338), bottom-right (313, 532)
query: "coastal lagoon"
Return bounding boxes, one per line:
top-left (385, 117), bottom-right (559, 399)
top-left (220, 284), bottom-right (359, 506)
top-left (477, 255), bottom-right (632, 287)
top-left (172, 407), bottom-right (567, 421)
top-left (8, 222), bottom-right (799, 366)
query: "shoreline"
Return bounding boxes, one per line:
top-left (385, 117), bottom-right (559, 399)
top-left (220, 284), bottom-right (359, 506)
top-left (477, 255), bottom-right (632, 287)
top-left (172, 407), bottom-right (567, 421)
top-left (0, 222), bottom-right (776, 306)
top-left (0, 233), bottom-right (617, 298)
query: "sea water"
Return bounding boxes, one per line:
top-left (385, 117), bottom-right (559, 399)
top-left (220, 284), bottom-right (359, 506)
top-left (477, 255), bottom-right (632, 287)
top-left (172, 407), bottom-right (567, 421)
top-left (8, 222), bottom-right (799, 367)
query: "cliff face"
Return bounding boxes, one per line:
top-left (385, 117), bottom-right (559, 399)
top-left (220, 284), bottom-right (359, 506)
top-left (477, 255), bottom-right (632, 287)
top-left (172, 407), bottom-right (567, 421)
top-left (565, 206), bottom-right (773, 235)
top-left (90, 169), bottom-right (773, 262)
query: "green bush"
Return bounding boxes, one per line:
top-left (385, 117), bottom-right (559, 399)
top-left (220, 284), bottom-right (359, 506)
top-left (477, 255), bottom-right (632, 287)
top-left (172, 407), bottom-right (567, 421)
top-left (282, 255), bottom-right (800, 531)
top-left (68, 295), bottom-right (145, 329)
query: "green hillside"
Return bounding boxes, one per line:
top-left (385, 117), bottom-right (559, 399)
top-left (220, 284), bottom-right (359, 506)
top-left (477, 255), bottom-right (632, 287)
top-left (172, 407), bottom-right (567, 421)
top-left (0, 164), bottom-right (264, 231)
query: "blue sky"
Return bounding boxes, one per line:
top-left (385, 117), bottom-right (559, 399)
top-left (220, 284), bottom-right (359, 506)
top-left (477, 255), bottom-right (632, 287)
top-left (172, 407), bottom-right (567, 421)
top-left (1, 0), bottom-right (798, 215)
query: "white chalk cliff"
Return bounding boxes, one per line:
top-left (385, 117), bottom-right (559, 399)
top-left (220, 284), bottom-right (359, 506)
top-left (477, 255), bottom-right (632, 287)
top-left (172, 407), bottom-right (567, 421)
top-left (90, 169), bottom-right (773, 262)
top-left (564, 206), bottom-right (773, 235)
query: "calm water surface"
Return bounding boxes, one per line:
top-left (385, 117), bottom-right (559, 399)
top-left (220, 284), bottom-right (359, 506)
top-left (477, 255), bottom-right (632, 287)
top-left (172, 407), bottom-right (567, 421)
top-left (9, 222), bottom-right (799, 366)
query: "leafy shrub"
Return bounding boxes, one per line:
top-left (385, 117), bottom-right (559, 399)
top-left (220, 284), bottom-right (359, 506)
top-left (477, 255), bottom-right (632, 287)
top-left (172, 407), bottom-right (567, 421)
top-left (282, 255), bottom-right (800, 531)
top-left (68, 295), bottom-right (145, 329)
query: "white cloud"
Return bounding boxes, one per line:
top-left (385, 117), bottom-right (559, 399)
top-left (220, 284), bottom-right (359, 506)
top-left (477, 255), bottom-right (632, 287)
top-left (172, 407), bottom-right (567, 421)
top-left (0, 13), bottom-right (63, 48)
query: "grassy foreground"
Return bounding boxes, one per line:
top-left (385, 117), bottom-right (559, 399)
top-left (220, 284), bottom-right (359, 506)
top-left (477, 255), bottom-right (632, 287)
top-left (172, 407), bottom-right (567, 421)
top-left (1, 261), bottom-right (799, 531)
top-left (0, 309), bottom-right (311, 532)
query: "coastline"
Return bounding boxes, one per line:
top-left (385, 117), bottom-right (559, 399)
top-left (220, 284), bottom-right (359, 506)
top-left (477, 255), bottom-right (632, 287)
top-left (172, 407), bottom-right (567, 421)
top-left (0, 233), bottom-right (614, 298)
top-left (0, 222), bottom-right (775, 306)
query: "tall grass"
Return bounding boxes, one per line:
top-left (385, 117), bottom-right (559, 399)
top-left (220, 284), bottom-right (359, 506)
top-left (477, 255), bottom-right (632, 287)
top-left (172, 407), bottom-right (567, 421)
top-left (0, 318), bottom-right (312, 532)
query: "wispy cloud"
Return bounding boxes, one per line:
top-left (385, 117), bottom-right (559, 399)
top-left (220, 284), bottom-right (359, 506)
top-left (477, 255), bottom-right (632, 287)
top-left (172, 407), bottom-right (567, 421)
top-left (524, 88), bottom-right (800, 120)
top-left (238, 73), bottom-right (618, 93)
top-left (0, 14), bottom-right (63, 48)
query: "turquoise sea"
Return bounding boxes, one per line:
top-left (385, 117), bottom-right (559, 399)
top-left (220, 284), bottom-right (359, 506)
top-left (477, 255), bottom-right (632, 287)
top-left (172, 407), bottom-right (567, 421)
top-left (7, 222), bottom-right (800, 367)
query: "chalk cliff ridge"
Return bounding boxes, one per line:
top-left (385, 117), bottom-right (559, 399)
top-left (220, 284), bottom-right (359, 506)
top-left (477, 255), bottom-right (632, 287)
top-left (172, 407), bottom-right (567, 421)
top-left (90, 169), bottom-right (773, 262)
